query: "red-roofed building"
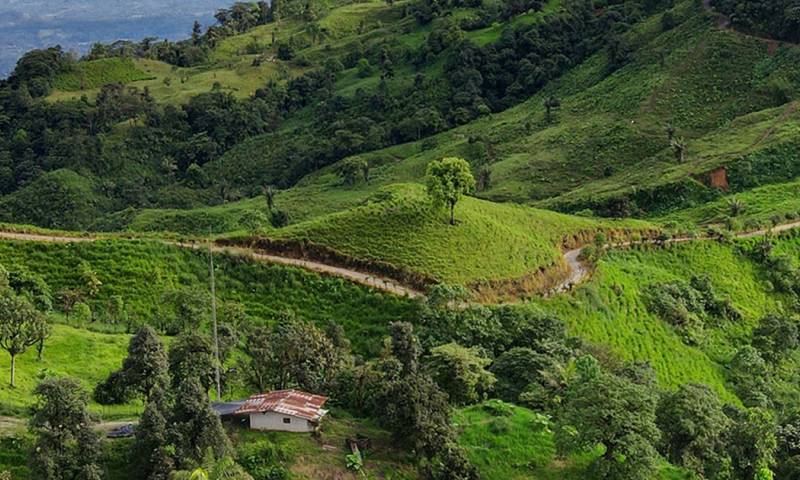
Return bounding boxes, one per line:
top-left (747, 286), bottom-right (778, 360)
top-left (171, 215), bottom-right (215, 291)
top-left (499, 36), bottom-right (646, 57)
top-left (233, 390), bottom-right (329, 432)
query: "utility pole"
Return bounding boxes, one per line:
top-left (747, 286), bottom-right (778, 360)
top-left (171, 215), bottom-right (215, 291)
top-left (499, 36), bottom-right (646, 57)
top-left (209, 241), bottom-right (222, 401)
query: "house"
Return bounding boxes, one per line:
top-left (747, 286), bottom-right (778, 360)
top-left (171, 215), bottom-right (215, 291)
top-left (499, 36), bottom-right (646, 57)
top-left (224, 389), bottom-right (329, 433)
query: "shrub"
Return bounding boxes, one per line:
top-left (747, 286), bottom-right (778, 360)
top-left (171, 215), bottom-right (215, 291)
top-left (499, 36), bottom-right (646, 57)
top-left (236, 440), bottom-right (290, 480)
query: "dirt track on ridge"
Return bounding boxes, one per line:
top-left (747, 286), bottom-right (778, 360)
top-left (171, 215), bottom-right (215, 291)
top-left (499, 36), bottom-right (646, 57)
top-left (557, 220), bottom-right (800, 293)
top-left (0, 231), bottom-right (424, 299)
top-left (3, 221), bottom-right (800, 300)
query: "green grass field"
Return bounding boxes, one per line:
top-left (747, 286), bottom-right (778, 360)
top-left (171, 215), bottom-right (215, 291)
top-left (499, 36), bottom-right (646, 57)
top-left (51, 58), bottom-right (153, 91)
top-left (0, 238), bottom-right (416, 356)
top-left (260, 183), bottom-right (651, 286)
top-left (0, 324), bottom-right (135, 418)
top-left (532, 233), bottom-right (800, 404)
top-left (455, 401), bottom-right (690, 480)
top-left (659, 177), bottom-right (800, 228)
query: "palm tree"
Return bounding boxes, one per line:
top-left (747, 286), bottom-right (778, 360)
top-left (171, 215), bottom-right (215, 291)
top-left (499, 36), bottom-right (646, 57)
top-left (728, 198), bottom-right (746, 217)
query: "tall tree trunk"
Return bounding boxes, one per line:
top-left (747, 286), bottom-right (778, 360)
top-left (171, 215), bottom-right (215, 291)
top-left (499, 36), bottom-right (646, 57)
top-left (450, 202), bottom-right (456, 225)
top-left (10, 354), bottom-right (15, 388)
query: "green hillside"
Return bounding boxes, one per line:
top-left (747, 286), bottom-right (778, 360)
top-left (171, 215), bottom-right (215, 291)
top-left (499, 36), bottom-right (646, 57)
top-left (51, 58), bottom-right (153, 92)
top-left (256, 183), bottom-right (651, 292)
top-left (0, 239), bottom-right (415, 355)
top-left (2, 0), bottom-right (800, 478)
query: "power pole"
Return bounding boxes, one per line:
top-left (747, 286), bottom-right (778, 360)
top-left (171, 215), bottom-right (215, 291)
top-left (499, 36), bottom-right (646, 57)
top-left (209, 241), bottom-right (222, 401)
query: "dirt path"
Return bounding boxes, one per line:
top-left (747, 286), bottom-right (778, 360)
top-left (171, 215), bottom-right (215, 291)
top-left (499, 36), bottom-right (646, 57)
top-left (0, 231), bottom-right (423, 299)
top-left (558, 220), bottom-right (800, 291)
top-left (1, 220), bottom-right (799, 301)
top-left (0, 415), bottom-right (137, 436)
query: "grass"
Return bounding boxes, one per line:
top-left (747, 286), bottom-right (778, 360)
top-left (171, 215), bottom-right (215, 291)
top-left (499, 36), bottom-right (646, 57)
top-left (229, 412), bottom-right (418, 480)
top-left (0, 324), bottom-right (136, 418)
top-left (531, 234), bottom-right (800, 404)
top-left (51, 58), bottom-right (153, 91)
top-left (262, 183), bottom-right (651, 286)
top-left (659, 177), bottom-right (800, 228)
top-left (455, 400), bottom-right (690, 480)
top-left (0, 238), bottom-right (416, 356)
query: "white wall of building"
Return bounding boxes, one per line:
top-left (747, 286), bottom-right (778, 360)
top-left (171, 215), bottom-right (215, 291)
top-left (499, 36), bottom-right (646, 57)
top-left (249, 412), bottom-right (316, 432)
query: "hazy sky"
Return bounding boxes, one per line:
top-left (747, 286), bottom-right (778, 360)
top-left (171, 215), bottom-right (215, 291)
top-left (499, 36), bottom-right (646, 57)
top-left (0, 0), bottom-right (227, 76)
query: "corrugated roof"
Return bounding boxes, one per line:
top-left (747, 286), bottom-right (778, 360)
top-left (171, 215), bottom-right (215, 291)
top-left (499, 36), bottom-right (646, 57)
top-left (212, 401), bottom-right (245, 416)
top-left (235, 389), bottom-right (329, 422)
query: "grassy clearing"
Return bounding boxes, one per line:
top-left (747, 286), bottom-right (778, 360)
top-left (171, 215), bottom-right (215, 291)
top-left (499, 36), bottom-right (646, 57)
top-left (51, 58), bottom-right (153, 91)
top-left (455, 401), bottom-right (690, 480)
top-left (659, 177), bottom-right (800, 228)
top-left (0, 324), bottom-right (136, 418)
top-left (532, 235), bottom-right (800, 403)
top-left (229, 413), bottom-right (418, 480)
top-left (263, 183), bottom-right (651, 285)
top-left (49, 56), bottom-right (296, 105)
top-left (0, 238), bottom-right (416, 356)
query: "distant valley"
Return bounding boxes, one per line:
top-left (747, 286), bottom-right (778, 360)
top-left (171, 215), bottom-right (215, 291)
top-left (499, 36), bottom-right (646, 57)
top-left (0, 0), bottom-right (225, 76)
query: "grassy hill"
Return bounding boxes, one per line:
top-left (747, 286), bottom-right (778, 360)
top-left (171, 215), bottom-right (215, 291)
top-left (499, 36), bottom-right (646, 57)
top-left (256, 183), bottom-right (651, 292)
top-left (51, 58), bottom-right (154, 92)
top-left (0, 238), bottom-right (416, 356)
top-left (98, 0), bottom-right (800, 238)
top-left (455, 401), bottom-right (689, 480)
top-left (0, 324), bottom-right (135, 418)
top-left (534, 231), bottom-right (800, 404)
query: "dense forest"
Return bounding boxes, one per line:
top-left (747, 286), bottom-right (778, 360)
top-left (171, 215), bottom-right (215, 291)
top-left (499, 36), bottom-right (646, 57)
top-left (0, 0), bottom-right (669, 229)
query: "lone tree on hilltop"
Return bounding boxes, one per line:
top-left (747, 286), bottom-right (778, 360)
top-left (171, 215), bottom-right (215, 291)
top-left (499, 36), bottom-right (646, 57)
top-left (0, 292), bottom-right (49, 387)
top-left (426, 157), bottom-right (476, 225)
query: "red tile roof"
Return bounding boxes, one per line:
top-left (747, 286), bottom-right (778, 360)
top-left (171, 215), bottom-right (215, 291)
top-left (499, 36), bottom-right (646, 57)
top-left (235, 389), bottom-right (329, 422)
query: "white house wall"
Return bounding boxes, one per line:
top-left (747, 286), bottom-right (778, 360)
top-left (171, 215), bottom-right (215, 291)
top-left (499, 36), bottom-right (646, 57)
top-left (249, 412), bottom-right (315, 432)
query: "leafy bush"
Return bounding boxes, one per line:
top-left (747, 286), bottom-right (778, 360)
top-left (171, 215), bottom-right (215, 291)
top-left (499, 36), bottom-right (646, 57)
top-left (236, 440), bottom-right (289, 480)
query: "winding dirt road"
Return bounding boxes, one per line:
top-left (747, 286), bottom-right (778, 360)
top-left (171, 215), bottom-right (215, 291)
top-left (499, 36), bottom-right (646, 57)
top-left (558, 220), bottom-right (800, 293)
top-left (0, 220), bottom-right (798, 300)
top-left (0, 231), bottom-right (423, 298)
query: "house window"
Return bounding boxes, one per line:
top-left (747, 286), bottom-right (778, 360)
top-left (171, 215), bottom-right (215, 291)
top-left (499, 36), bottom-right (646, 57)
top-left (283, 417), bottom-right (291, 424)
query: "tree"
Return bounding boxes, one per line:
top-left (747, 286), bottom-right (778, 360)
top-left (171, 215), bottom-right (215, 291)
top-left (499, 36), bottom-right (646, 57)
top-left (728, 198), bottom-right (746, 217)
top-left (379, 45), bottom-right (394, 80)
top-left (671, 137), bottom-right (687, 163)
top-left (135, 381), bottom-right (175, 480)
top-left (96, 325), bottom-right (169, 404)
top-left (378, 372), bottom-right (453, 456)
top-left (390, 321), bottom-right (422, 375)
top-left (242, 314), bottom-right (345, 392)
top-left (557, 358), bottom-right (660, 480)
top-left (665, 123), bottom-right (676, 141)
top-left (192, 21), bottom-right (203, 46)
top-left (426, 157), bottom-right (476, 225)
top-left (30, 378), bottom-right (103, 480)
top-left (543, 95), bottom-right (561, 123)
top-left (336, 157), bottom-right (369, 186)
top-left (752, 314), bottom-right (799, 363)
top-left (78, 260), bottom-right (103, 298)
top-left (0, 292), bottom-right (49, 387)
top-left (730, 346), bottom-right (773, 408)
top-left (728, 407), bottom-right (777, 480)
top-left (170, 375), bottom-right (231, 468)
top-left (169, 333), bottom-right (217, 391)
top-left (262, 184), bottom-right (276, 211)
top-left (426, 342), bottom-right (495, 405)
top-left (491, 347), bottom-right (556, 405)
top-left (656, 384), bottom-right (733, 479)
